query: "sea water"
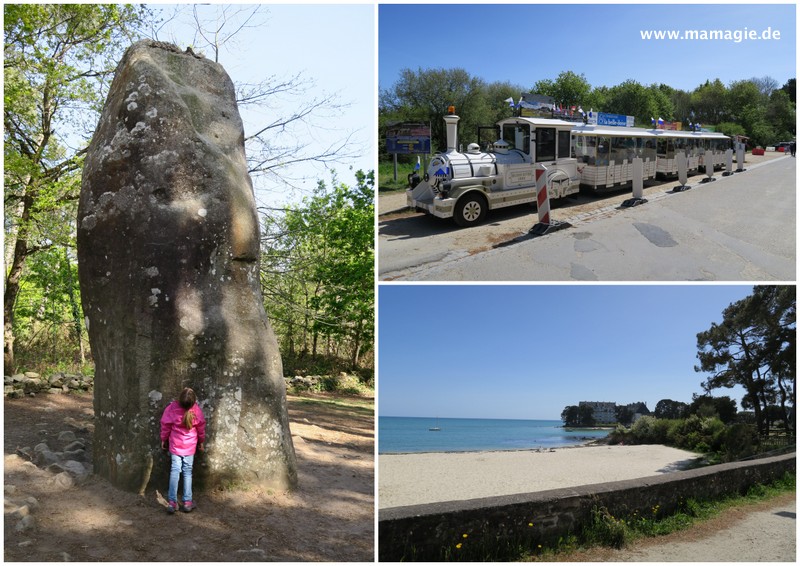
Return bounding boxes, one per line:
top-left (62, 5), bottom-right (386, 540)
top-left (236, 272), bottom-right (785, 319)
top-left (379, 416), bottom-right (611, 454)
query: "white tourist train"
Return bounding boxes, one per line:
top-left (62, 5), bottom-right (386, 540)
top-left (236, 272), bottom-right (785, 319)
top-left (405, 108), bottom-right (731, 227)
top-left (406, 108), bottom-right (580, 226)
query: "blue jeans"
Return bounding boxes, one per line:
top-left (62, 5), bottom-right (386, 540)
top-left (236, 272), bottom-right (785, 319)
top-left (168, 453), bottom-right (194, 503)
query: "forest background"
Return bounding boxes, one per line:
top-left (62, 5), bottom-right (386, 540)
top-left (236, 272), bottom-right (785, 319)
top-left (379, 68), bottom-right (796, 164)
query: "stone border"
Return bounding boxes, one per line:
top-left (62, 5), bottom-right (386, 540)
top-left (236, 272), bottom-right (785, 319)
top-left (4, 372), bottom-right (94, 398)
top-left (378, 452), bottom-right (796, 561)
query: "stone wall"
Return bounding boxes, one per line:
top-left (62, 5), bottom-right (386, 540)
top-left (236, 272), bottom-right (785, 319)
top-left (4, 372), bottom-right (93, 398)
top-left (378, 453), bottom-right (796, 561)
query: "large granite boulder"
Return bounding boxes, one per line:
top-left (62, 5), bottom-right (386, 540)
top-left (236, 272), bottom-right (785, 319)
top-left (77, 40), bottom-right (297, 494)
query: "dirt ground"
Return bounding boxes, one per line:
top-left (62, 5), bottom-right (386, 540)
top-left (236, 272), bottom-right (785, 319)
top-left (4, 391), bottom-right (374, 562)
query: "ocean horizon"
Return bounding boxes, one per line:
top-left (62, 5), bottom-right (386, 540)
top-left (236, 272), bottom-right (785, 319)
top-left (379, 416), bottom-right (611, 454)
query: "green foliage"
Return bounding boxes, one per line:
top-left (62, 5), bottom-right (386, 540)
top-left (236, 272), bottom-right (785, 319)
top-left (585, 507), bottom-right (629, 549)
top-left (604, 79), bottom-right (670, 126)
top-left (654, 398), bottom-right (688, 419)
top-left (4, 4), bottom-right (151, 371)
top-left (611, 414), bottom-right (729, 456)
top-left (722, 423), bottom-right (758, 461)
top-left (287, 373), bottom-right (373, 396)
top-left (380, 67), bottom-right (795, 162)
top-left (688, 394), bottom-right (738, 423)
top-left (695, 285), bottom-right (795, 437)
top-left (533, 71), bottom-right (591, 108)
top-left (561, 404), bottom-right (595, 427)
top-left (378, 159), bottom-right (417, 192)
top-left (261, 170), bottom-right (374, 373)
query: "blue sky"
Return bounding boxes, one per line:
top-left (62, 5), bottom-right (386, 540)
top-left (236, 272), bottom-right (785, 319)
top-left (379, 285), bottom-right (756, 420)
top-left (156, 4), bottom-right (375, 207)
top-left (379, 4), bottom-right (796, 94)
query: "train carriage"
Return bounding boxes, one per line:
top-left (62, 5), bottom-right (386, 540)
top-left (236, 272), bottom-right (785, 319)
top-left (571, 125), bottom-right (658, 191)
top-left (650, 130), bottom-right (731, 177)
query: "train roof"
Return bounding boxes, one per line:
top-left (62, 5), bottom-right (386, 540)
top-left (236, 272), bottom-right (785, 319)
top-left (646, 129), bottom-right (729, 139)
top-left (571, 124), bottom-right (657, 137)
top-left (497, 116), bottom-right (578, 129)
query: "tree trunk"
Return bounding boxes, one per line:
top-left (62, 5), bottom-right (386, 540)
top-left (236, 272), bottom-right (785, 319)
top-left (4, 205), bottom-right (33, 372)
top-left (63, 245), bottom-right (85, 365)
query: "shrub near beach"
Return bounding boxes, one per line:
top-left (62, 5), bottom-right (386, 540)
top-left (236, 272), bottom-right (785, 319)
top-left (609, 413), bottom-right (781, 463)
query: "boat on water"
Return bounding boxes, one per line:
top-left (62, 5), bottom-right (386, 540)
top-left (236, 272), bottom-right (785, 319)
top-left (429, 417), bottom-right (441, 431)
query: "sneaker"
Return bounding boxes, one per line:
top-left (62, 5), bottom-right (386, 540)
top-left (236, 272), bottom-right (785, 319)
top-left (167, 501), bottom-right (178, 514)
top-left (181, 500), bottom-right (195, 513)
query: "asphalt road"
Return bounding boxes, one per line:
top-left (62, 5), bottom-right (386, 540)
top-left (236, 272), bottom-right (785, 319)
top-left (378, 155), bottom-right (795, 281)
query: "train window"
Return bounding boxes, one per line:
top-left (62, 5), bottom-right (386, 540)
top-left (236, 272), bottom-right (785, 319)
top-left (536, 128), bottom-right (556, 162)
top-left (502, 124), bottom-right (531, 154)
top-left (642, 139), bottom-right (656, 161)
top-left (558, 130), bottom-right (571, 159)
top-left (596, 136), bottom-right (610, 165)
top-left (611, 137), bottom-right (630, 163)
top-left (573, 135), bottom-right (596, 163)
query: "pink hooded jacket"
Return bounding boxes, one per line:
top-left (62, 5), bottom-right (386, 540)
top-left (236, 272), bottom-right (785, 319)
top-left (160, 401), bottom-right (206, 456)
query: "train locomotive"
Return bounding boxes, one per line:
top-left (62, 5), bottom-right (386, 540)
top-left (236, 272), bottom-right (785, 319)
top-left (406, 107), bottom-right (580, 227)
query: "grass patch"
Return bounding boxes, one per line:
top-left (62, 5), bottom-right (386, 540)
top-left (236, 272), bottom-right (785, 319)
top-left (287, 373), bottom-right (374, 397)
top-left (379, 160), bottom-right (416, 192)
top-left (289, 393), bottom-right (373, 416)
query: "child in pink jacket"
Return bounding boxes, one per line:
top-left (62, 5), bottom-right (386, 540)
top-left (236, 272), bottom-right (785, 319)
top-left (160, 387), bottom-right (206, 514)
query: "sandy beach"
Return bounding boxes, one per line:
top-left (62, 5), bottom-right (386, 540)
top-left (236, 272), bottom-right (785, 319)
top-left (379, 444), bottom-right (700, 508)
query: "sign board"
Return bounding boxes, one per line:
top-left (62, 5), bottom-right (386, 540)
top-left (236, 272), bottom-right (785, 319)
top-left (656, 121), bottom-right (683, 131)
top-left (589, 112), bottom-right (635, 127)
top-left (386, 123), bottom-right (431, 154)
top-left (519, 93), bottom-right (556, 118)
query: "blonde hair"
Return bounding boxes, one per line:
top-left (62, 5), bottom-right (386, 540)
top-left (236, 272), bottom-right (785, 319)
top-left (179, 387), bottom-right (197, 429)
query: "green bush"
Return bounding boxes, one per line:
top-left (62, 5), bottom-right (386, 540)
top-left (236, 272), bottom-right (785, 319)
top-left (585, 507), bottom-right (630, 549)
top-left (722, 423), bottom-right (758, 461)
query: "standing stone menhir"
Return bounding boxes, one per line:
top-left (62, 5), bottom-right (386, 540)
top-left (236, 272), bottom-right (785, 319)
top-left (77, 40), bottom-right (297, 494)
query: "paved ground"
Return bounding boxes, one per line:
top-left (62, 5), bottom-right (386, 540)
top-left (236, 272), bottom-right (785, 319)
top-left (378, 154), bottom-right (795, 281)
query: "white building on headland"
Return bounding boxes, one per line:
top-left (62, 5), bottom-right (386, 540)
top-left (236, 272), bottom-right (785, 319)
top-left (579, 401), bottom-right (651, 424)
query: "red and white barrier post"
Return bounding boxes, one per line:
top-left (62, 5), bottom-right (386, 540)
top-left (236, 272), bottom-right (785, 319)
top-left (529, 164), bottom-right (570, 236)
top-left (535, 164), bottom-right (550, 224)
